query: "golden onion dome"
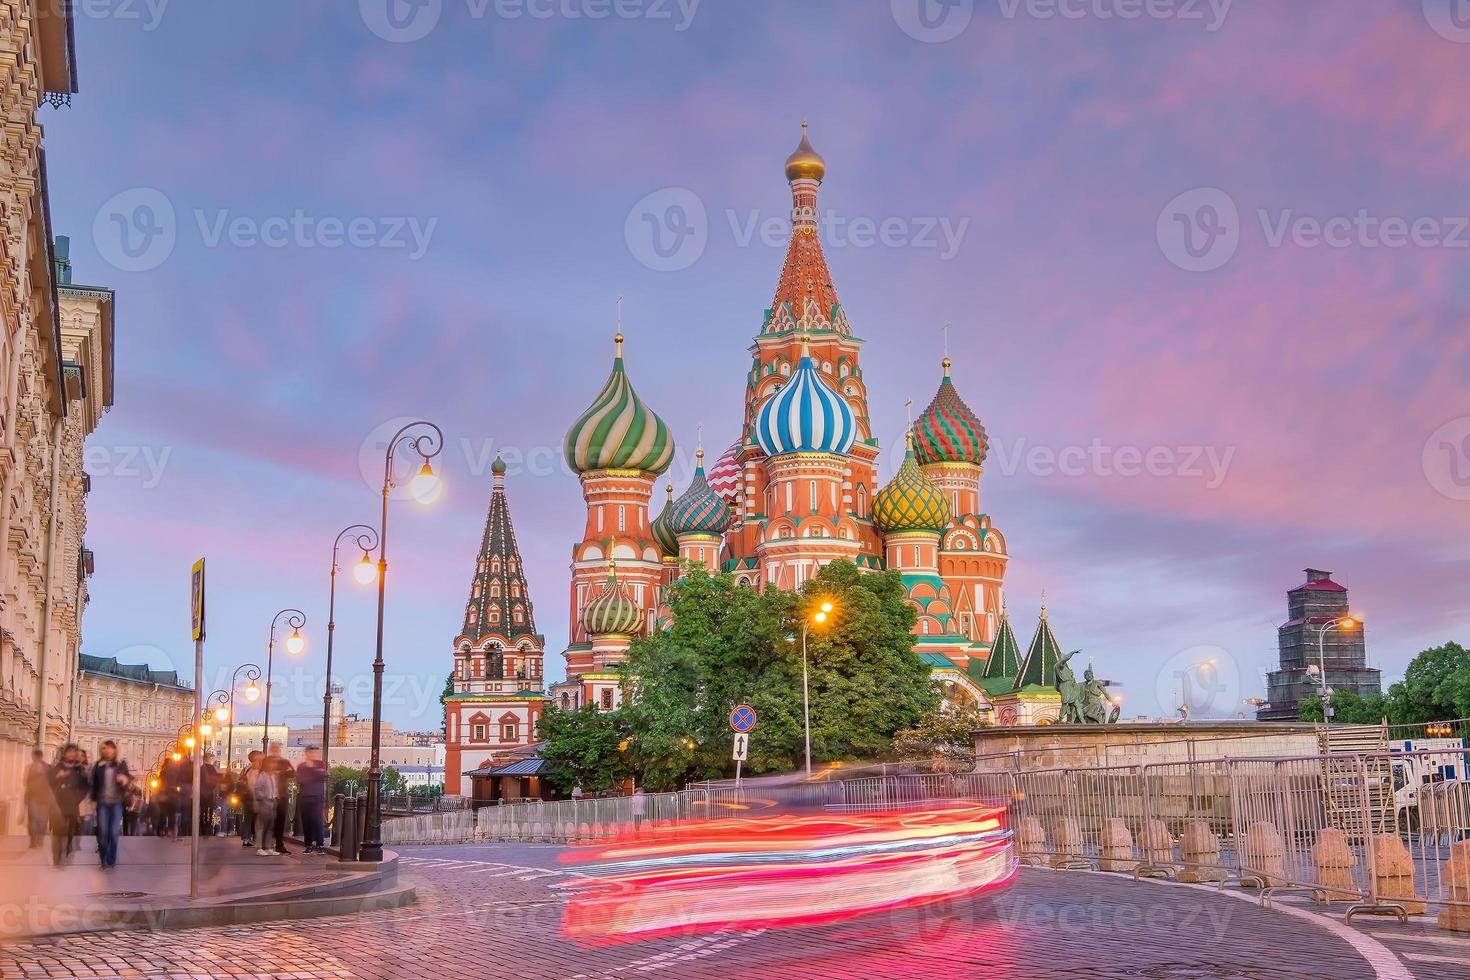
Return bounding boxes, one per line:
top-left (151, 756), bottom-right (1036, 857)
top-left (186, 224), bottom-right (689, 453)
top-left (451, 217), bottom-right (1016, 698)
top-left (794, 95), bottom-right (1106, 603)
top-left (784, 120), bottom-right (826, 183)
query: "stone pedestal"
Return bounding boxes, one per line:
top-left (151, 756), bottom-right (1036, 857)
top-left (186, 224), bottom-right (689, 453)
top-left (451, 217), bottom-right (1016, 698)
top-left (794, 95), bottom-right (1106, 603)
top-left (1098, 817), bottom-right (1138, 873)
top-left (1050, 817), bottom-right (1085, 868)
top-left (1438, 839), bottom-right (1470, 933)
top-left (1017, 815), bottom-right (1049, 866)
top-left (1311, 828), bottom-right (1358, 901)
top-left (1140, 819), bottom-right (1175, 867)
top-left (1371, 834), bottom-right (1426, 914)
top-left (1178, 821), bottom-right (1227, 883)
top-left (1240, 822), bottom-right (1287, 888)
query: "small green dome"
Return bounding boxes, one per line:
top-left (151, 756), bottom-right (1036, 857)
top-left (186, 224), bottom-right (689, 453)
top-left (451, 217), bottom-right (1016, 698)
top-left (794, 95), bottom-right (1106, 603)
top-left (491, 455), bottom-right (507, 475)
top-left (873, 432), bottom-right (951, 534)
top-left (667, 450), bottom-right (732, 538)
top-left (581, 564), bottom-right (643, 636)
top-left (565, 334), bottom-right (675, 475)
top-left (650, 483), bottom-right (679, 558)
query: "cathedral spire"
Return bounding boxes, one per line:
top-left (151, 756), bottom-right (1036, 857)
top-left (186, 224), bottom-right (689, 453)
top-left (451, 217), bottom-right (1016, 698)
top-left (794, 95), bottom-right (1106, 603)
top-left (764, 121), bottom-right (848, 337)
top-left (461, 463), bottom-right (537, 643)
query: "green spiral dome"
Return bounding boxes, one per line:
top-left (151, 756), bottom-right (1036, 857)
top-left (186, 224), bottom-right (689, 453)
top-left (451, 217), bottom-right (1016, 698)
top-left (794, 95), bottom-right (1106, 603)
top-left (565, 335), bottom-right (675, 475)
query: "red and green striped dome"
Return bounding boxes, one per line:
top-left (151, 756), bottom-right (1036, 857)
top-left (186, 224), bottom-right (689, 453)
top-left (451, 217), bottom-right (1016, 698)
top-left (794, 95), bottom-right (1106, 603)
top-left (913, 358), bottom-right (988, 467)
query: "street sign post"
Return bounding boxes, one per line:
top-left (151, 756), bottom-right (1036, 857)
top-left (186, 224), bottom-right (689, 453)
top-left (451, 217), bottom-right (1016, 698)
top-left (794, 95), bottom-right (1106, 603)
top-left (188, 559), bottom-right (205, 900)
top-left (729, 705), bottom-right (755, 786)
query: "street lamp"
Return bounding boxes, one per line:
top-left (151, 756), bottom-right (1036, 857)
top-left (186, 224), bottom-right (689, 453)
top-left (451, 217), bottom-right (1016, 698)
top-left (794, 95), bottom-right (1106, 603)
top-left (799, 599), bottom-right (834, 778)
top-left (324, 523), bottom-right (380, 773)
top-left (210, 664), bottom-right (260, 773)
top-left (263, 609), bottom-right (308, 752)
top-left (360, 419), bottom-right (443, 864)
top-left (1312, 615), bottom-right (1360, 725)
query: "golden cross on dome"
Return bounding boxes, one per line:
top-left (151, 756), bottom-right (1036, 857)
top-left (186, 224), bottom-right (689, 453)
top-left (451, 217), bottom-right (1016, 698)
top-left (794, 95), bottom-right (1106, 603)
top-left (905, 397), bottom-right (914, 425)
top-left (614, 296), bottom-right (624, 355)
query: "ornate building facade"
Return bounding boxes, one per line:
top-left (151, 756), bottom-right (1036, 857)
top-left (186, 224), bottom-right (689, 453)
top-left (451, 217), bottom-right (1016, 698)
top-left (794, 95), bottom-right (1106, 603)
top-left (443, 457), bottom-right (547, 795)
top-left (72, 654), bottom-right (193, 774)
top-left (0, 2), bottom-right (119, 831)
top-left (549, 126), bottom-right (1036, 719)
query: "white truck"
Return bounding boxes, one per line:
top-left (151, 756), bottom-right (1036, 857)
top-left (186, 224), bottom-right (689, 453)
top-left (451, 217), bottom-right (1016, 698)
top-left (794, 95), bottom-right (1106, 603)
top-left (1391, 737), bottom-right (1468, 833)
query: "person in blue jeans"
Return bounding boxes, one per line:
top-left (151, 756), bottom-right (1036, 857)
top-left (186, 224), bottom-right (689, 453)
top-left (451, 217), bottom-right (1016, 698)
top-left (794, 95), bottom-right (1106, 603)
top-left (90, 740), bottom-right (131, 869)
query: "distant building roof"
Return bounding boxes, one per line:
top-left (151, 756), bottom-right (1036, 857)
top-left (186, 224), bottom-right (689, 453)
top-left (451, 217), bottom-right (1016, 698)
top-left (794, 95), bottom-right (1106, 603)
top-left (78, 654), bottom-right (190, 690)
top-left (1292, 568), bottom-right (1348, 593)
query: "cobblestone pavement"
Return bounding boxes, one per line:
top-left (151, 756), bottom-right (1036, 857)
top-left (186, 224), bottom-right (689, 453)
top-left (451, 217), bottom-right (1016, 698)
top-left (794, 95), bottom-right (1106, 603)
top-left (1, 842), bottom-right (1467, 979)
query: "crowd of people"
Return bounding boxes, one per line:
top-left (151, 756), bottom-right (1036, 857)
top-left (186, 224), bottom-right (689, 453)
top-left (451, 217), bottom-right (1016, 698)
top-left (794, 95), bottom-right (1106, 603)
top-left (20, 740), bottom-right (331, 867)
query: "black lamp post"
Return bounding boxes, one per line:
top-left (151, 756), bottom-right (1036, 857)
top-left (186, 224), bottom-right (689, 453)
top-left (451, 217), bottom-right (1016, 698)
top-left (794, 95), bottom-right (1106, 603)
top-left (324, 524), bottom-right (379, 773)
top-left (263, 609), bottom-right (307, 752)
top-left (360, 419), bottom-right (443, 863)
top-left (211, 663), bottom-right (261, 773)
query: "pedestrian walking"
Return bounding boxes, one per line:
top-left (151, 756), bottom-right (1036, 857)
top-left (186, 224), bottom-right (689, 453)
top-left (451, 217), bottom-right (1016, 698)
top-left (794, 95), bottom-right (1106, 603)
top-left (246, 751), bottom-right (278, 856)
top-left (296, 745), bottom-right (328, 853)
top-left (49, 744), bottom-right (87, 866)
top-left (24, 750), bottom-right (53, 848)
top-left (89, 740), bottom-right (130, 869)
top-left (171, 753), bottom-right (194, 841)
top-left (235, 763), bottom-right (256, 848)
top-left (199, 754), bottom-right (220, 836)
top-left (265, 742), bottom-right (294, 855)
top-left (122, 776), bottom-right (142, 837)
top-left (631, 786), bottom-right (646, 829)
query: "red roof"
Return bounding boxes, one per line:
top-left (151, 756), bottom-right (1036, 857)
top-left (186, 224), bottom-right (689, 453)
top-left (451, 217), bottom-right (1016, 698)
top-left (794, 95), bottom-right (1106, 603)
top-left (1293, 578), bottom-right (1347, 593)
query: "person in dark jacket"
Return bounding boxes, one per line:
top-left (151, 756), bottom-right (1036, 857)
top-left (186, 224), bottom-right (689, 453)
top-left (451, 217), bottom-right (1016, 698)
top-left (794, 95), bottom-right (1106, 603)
top-left (235, 761), bottom-right (256, 847)
top-left (89, 740), bottom-right (131, 869)
top-left (50, 744), bottom-right (88, 866)
top-left (199, 754), bottom-right (220, 836)
top-left (265, 743), bottom-right (294, 855)
top-left (296, 745), bottom-right (328, 853)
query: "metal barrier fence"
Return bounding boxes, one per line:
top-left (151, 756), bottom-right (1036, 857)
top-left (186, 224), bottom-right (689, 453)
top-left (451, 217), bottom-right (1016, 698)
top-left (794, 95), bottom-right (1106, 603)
top-left (378, 751), bottom-right (1470, 927)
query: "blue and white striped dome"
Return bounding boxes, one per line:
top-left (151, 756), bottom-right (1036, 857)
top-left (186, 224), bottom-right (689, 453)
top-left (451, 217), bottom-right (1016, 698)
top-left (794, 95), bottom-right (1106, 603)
top-left (755, 351), bottom-right (858, 457)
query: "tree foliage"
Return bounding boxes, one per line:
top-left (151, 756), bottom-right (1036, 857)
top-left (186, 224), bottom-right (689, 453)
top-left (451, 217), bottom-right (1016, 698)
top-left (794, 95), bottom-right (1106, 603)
top-left (1299, 642), bottom-right (1469, 725)
top-left (607, 561), bottom-right (937, 790)
top-left (892, 705), bottom-right (987, 773)
top-left (538, 705), bottom-right (629, 794)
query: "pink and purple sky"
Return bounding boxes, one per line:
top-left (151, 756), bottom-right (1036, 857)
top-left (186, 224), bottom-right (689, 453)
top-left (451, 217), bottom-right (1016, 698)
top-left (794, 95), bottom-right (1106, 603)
top-left (44, 0), bottom-right (1470, 728)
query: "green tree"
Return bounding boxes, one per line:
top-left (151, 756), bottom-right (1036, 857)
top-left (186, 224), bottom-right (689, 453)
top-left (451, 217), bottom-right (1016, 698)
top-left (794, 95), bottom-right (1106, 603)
top-left (893, 705), bottom-right (987, 772)
top-left (1384, 642), bottom-right (1470, 723)
top-left (538, 705), bottom-right (629, 794)
top-left (1298, 642), bottom-right (1469, 725)
top-left (617, 562), bottom-right (936, 788)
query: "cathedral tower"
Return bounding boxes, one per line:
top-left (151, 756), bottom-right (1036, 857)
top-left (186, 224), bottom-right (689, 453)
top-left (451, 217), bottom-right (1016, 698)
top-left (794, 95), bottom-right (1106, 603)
top-left (915, 356), bottom-right (1008, 646)
top-left (562, 332), bottom-right (675, 677)
top-left (444, 456), bottom-right (546, 794)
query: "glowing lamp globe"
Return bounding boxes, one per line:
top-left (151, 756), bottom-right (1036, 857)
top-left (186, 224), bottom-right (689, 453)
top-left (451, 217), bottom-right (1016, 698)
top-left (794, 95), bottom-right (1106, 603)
top-left (409, 460), bottom-right (442, 505)
top-left (244, 683), bottom-right (261, 703)
top-left (199, 722), bottom-right (213, 737)
top-left (353, 554), bottom-right (378, 585)
top-left (184, 735), bottom-right (196, 749)
top-left (285, 628), bottom-right (305, 655)
top-left (214, 706), bottom-right (230, 723)
top-left (170, 751), bottom-right (182, 763)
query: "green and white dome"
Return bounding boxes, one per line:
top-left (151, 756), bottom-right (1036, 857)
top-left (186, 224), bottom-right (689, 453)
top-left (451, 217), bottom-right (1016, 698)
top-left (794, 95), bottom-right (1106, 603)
top-left (565, 333), bottom-right (675, 475)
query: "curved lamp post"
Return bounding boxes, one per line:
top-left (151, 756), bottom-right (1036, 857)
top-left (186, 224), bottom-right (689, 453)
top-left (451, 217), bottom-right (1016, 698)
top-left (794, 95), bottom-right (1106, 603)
top-left (1309, 615), bottom-right (1360, 724)
top-left (800, 599), bottom-right (834, 778)
top-left (361, 419), bottom-right (443, 863)
top-left (212, 663), bottom-right (261, 772)
top-left (324, 524), bottom-right (379, 772)
top-left (263, 609), bottom-right (307, 752)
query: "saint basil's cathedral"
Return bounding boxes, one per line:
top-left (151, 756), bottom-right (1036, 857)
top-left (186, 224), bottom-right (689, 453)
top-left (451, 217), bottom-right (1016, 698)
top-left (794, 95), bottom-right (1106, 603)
top-left (444, 126), bottom-right (1066, 795)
